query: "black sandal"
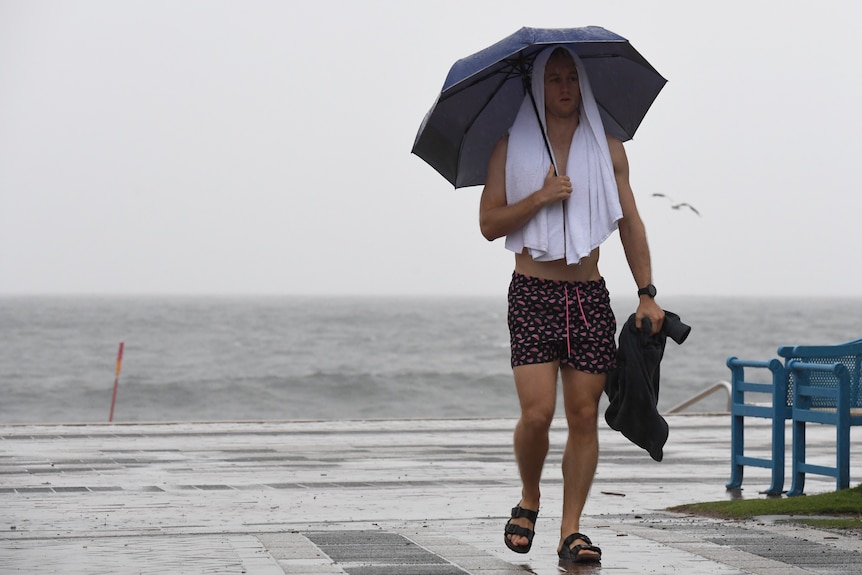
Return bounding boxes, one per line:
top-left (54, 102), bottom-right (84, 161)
top-left (504, 504), bottom-right (538, 554)
top-left (558, 532), bottom-right (602, 563)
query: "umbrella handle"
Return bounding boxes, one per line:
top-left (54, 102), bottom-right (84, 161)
top-left (526, 88), bottom-right (557, 176)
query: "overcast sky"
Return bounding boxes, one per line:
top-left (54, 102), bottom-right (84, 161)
top-left (2, 1), bottom-right (860, 298)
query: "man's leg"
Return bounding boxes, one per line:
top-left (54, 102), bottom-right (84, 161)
top-left (557, 368), bottom-right (606, 557)
top-left (506, 361), bottom-right (559, 549)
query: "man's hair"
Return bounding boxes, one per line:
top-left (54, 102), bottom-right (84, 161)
top-left (549, 47), bottom-right (575, 62)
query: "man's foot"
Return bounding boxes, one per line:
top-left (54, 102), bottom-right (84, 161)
top-left (503, 504), bottom-right (538, 554)
top-left (557, 532), bottom-right (601, 563)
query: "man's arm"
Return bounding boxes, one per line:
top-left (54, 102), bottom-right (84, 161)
top-left (479, 136), bottom-right (572, 241)
top-left (608, 136), bottom-right (665, 334)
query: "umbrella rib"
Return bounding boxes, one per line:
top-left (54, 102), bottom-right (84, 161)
top-left (441, 57), bottom-right (526, 101)
top-left (593, 98), bottom-right (630, 140)
top-left (454, 67), bottom-right (525, 180)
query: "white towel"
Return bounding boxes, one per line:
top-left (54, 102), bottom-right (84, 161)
top-left (505, 46), bottom-right (623, 264)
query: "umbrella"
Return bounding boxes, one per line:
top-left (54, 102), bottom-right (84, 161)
top-left (412, 26), bottom-right (667, 188)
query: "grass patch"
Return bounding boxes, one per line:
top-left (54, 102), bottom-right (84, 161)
top-left (794, 517), bottom-right (862, 530)
top-left (669, 484), bottom-right (862, 530)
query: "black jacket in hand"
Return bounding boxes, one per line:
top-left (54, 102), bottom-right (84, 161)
top-left (604, 310), bottom-right (691, 462)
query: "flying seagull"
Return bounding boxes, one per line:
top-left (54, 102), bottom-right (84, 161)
top-left (651, 193), bottom-right (701, 216)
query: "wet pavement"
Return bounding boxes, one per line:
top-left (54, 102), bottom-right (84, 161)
top-left (1, 415), bottom-right (860, 574)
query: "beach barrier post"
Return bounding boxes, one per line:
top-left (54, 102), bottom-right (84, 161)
top-left (109, 341), bottom-right (124, 422)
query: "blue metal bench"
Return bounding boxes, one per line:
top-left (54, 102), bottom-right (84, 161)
top-left (779, 339), bottom-right (862, 495)
top-left (727, 338), bottom-right (862, 496)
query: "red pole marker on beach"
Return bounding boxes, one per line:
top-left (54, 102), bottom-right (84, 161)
top-left (108, 341), bottom-right (124, 422)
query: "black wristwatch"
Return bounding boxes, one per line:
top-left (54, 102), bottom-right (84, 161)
top-left (637, 284), bottom-right (657, 298)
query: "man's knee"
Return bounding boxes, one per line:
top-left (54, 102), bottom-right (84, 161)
top-left (520, 405), bottom-right (555, 432)
top-left (564, 402), bottom-right (599, 433)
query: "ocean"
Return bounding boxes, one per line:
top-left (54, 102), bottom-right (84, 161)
top-left (1, 295), bottom-right (861, 425)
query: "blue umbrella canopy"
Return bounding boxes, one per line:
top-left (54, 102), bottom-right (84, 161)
top-left (412, 26), bottom-right (667, 188)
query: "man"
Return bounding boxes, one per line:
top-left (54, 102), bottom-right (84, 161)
top-left (479, 46), bottom-right (665, 563)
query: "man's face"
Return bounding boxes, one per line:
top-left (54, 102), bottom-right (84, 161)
top-left (544, 53), bottom-right (580, 119)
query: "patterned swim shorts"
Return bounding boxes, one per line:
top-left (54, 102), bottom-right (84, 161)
top-left (507, 272), bottom-right (617, 373)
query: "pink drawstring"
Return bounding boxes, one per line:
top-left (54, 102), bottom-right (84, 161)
top-left (564, 285), bottom-right (591, 358)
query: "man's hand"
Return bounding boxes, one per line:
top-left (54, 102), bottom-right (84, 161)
top-left (635, 297), bottom-right (665, 335)
top-left (538, 164), bottom-right (572, 204)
